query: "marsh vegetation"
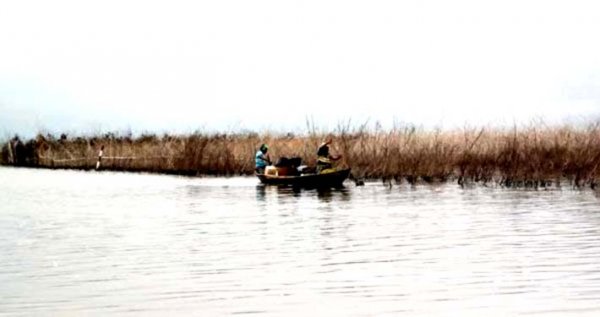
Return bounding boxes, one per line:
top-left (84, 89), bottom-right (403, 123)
top-left (3, 122), bottom-right (600, 188)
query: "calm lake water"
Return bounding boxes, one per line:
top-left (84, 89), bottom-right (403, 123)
top-left (1, 167), bottom-right (600, 316)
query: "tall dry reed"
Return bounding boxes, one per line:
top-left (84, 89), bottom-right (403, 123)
top-left (2, 122), bottom-right (600, 187)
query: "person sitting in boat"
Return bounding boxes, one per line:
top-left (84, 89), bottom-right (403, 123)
top-left (316, 138), bottom-right (342, 174)
top-left (255, 143), bottom-right (272, 174)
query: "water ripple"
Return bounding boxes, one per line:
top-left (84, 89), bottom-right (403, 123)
top-left (1, 167), bottom-right (600, 316)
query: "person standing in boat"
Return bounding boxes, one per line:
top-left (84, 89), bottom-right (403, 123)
top-left (316, 138), bottom-right (342, 174)
top-left (255, 143), bottom-right (272, 174)
top-left (96, 145), bottom-right (104, 170)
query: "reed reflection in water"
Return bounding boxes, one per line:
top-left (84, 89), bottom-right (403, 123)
top-left (1, 166), bottom-right (600, 316)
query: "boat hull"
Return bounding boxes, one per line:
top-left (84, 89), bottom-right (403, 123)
top-left (256, 168), bottom-right (351, 188)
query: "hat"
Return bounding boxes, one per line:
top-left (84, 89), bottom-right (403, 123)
top-left (320, 138), bottom-right (332, 147)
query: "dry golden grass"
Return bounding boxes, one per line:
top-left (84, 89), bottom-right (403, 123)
top-left (2, 122), bottom-right (600, 187)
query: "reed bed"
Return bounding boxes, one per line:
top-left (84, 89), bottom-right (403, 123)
top-left (2, 123), bottom-right (600, 187)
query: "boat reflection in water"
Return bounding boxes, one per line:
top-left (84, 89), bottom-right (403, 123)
top-left (255, 182), bottom-right (352, 203)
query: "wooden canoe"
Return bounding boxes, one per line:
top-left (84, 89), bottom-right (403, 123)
top-left (256, 168), bottom-right (351, 188)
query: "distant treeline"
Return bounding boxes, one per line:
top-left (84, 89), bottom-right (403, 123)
top-left (2, 123), bottom-right (600, 188)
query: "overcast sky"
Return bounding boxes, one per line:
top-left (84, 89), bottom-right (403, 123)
top-left (1, 0), bottom-right (600, 137)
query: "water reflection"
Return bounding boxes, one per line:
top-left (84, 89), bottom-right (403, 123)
top-left (255, 184), bottom-right (266, 202)
top-left (255, 184), bottom-right (352, 203)
top-left (316, 187), bottom-right (351, 203)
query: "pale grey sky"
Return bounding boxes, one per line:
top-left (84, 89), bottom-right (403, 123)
top-left (1, 0), bottom-right (599, 137)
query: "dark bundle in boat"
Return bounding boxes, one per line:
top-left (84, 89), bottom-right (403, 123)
top-left (275, 157), bottom-right (302, 168)
top-left (274, 157), bottom-right (303, 176)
